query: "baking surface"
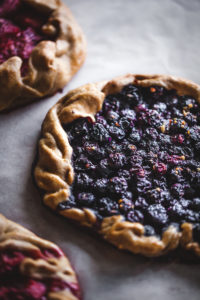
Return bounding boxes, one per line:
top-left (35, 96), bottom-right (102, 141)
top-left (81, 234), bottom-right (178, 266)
top-left (0, 0), bottom-right (200, 299)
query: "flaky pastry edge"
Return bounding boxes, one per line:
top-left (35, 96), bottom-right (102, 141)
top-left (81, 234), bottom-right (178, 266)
top-left (34, 73), bottom-right (200, 257)
top-left (0, 0), bottom-right (86, 111)
top-left (0, 213), bottom-right (80, 300)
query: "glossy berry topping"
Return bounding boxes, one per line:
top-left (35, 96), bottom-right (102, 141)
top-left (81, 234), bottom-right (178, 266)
top-left (0, 248), bottom-right (80, 299)
top-left (0, 0), bottom-right (50, 75)
top-left (60, 84), bottom-right (200, 242)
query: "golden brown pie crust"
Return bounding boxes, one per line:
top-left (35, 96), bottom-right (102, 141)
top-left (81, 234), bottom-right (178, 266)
top-left (34, 74), bottom-right (200, 257)
top-left (0, 213), bottom-right (80, 299)
top-left (0, 0), bottom-right (86, 112)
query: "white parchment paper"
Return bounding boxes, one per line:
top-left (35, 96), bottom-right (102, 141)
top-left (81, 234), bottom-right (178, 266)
top-left (0, 0), bottom-right (200, 299)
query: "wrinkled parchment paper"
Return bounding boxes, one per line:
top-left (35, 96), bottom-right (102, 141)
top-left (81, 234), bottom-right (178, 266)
top-left (0, 0), bottom-right (200, 299)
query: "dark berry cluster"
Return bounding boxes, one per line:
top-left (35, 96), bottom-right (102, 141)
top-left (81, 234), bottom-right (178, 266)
top-left (0, 0), bottom-right (49, 75)
top-left (60, 84), bottom-right (200, 242)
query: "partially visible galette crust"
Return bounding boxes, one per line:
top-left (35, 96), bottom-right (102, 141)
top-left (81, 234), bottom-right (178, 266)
top-left (0, 0), bottom-right (86, 111)
top-left (0, 213), bottom-right (81, 299)
top-left (34, 74), bottom-right (200, 257)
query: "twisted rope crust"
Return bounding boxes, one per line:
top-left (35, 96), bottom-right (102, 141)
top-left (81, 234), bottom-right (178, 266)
top-left (0, 0), bottom-right (86, 111)
top-left (0, 214), bottom-right (80, 299)
top-left (34, 74), bottom-right (200, 257)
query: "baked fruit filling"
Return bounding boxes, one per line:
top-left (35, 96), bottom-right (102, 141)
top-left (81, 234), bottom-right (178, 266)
top-left (0, 0), bottom-right (50, 75)
top-left (0, 247), bottom-right (80, 299)
top-left (59, 84), bottom-right (200, 242)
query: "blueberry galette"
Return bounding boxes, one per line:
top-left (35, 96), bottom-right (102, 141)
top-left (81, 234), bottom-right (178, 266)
top-left (0, 0), bottom-right (86, 111)
top-left (0, 214), bottom-right (81, 299)
top-left (34, 74), bottom-right (200, 257)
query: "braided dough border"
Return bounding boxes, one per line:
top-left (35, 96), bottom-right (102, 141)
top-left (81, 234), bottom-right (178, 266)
top-left (34, 74), bottom-right (200, 257)
top-left (0, 214), bottom-right (80, 300)
top-left (0, 0), bottom-right (86, 111)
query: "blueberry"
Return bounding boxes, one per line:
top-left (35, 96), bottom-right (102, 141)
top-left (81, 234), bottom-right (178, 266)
top-left (128, 131), bottom-right (141, 144)
top-left (84, 142), bottom-right (105, 160)
top-left (145, 127), bottom-right (159, 140)
top-left (109, 152), bottom-right (126, 169)
top-left (57, 195), bottom-right (76, 210)
top-left (181, 96), bottom-right (196, 107)
top-left (146, 110), bottom-right (163, 128)
top-left (77, 192), bottom-right (95, 207)
top-left (146, 188), bottom-right (162, 204)
top-left (134, 197), bottom-right (148, 209)
top-left (98, 158), bottom-right (112, 176)
top-left (190, 198), bottom-right (200, 210)
top-left (153, 102), bottom-right (167, 113)
top-left (184, 185), bottom-right (195, 198)
top-left (169, 168), bottom-right (184, 183)
top-left (136, 179), bottom-right (152, 194)
top-left (109, 126), bottom-right (125, 140)
top-left (189, 126), bottom-right (200, 142)
top-left (185, 210), bottom-right (200, 223)
top-left (72, 118), bottom-right (89, 137)
top-left (144, 225), bottom-right (156, 236)
top-left (118, 198), bottom-right (134, 213)
top-left (131, 167), bottom-right (146, 178)
top-left (121, 84), bottom-right (142, 106)
top-left (119, 117), bottom-right (134, 131)
top-left (153, 178), bottom-right (167, 190)
top-left (75, 173), bottom-right (93, 188)
top-left (121, 191), bottom-right (133, 200)
top-left (170, 118), bottom-right (188, 134)
top-left (153, 162), bottom-right (167, 175)
top-left (120, 108), bottom-right (136, 119)
top-left (90, 123), bottom-right (110, 143)
top-left (165, 95), bottom-right (179, 107)
top-left (147, 141), bottom-right (160, 153)
top-left (129, 154), bottom-right (143, 166)
top-left (126, 209), bottom-right (144, 223)
top-left (98, 197), bottom-right (118, 216)
top-left (96, 115), bottom-right (107, 127)
top-left (103, 96), bottom-right (120, 112)
top-left (184, 113), bottom-right (197, 125)
top-left (195, 141), bottom-right (200, 154)
top-left (170, 183), bottom-right (184, 198)
top-left (106, 111), bottom-right (120, 124)
top-left (74, 155), bottom-right (96, 172)
top-left (144, 86), bottom-right (165, 101)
